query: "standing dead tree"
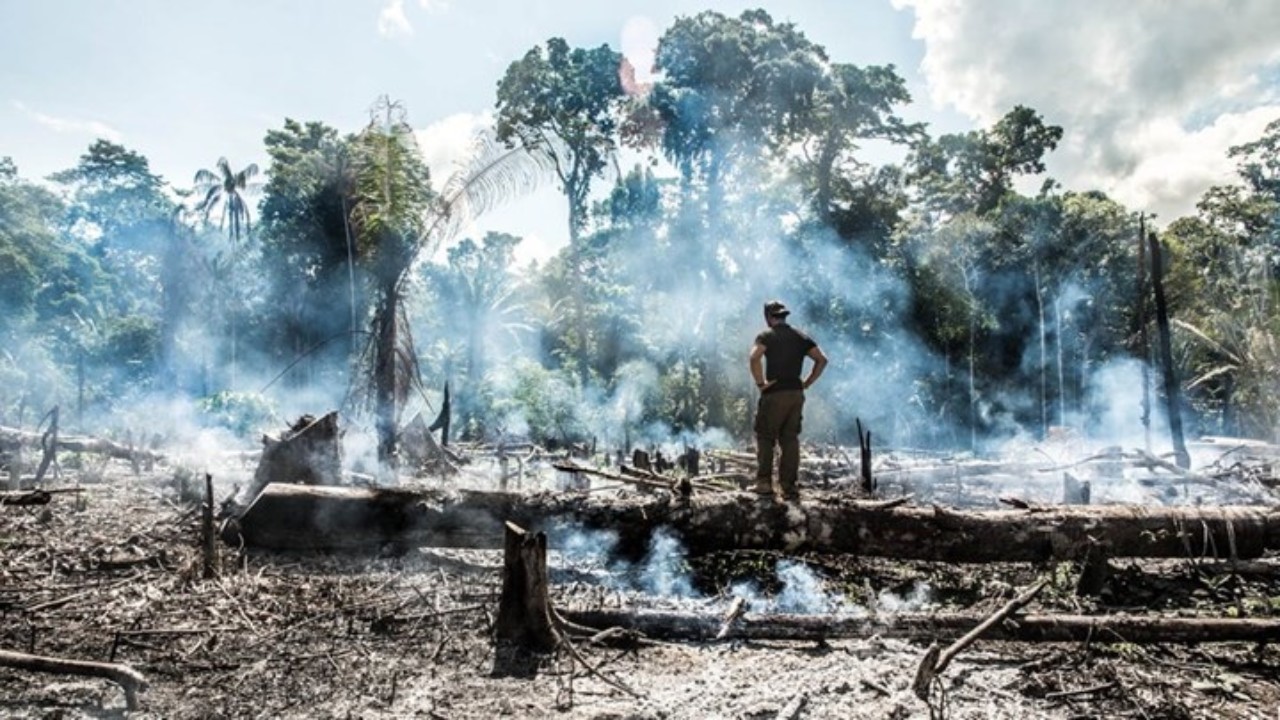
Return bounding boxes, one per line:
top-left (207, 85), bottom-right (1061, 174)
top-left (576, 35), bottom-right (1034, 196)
top-left (1148, 230), bottom-right (1191, 468)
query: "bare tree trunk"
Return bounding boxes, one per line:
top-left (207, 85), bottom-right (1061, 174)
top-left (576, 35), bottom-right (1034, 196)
top-left (374, 283), bottom-right (399, 472)
top-left (964, 268), bottom-right (977, 452)
top-left (1055, 295), bottom-right (1065, 426)
top-left (1148, 230), bottom-right (1190, 469)
top-left (493, 522), bottom-right (558, 652)
top-left (1138, 214), bottom-right (1152, 453)
top-left (1035, 263), bottom-right (1047, 436)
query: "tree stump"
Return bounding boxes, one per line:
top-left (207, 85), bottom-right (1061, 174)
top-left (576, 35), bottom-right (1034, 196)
top-left (493, 522), bottom-right (557, 652)
top-left (247, 412), bottom-right (342, 500)
top-left (1063, 472), bottom-right (1090, 505)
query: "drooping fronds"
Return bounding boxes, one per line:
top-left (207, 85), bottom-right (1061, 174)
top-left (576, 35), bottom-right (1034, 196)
top-left (416, 128), bottom-right (559, 271)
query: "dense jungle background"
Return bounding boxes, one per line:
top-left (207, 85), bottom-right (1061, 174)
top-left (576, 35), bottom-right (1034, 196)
top-left (2, 8), bottom-right (1278, 459)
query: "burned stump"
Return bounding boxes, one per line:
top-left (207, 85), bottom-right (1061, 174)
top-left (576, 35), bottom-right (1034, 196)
top-left (493, 522), bottom-right (557, 653)
top-left (247, 412), bottom-right (342, 500)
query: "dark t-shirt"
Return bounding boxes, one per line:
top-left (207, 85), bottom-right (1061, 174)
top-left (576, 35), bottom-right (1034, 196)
top-left (754, 323), bottom-right (817, 393)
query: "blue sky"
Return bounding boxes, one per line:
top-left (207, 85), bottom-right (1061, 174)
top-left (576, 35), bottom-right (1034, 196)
top-left (3, 0), bottom-right (1278, 263)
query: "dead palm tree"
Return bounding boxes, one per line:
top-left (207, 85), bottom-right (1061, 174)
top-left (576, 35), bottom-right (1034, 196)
top-left (347, 97), bottom-right (554, 471)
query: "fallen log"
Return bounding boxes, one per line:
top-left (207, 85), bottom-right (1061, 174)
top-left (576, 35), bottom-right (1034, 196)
top-left (557, 607), bottom-right (1280, 645)
top-left (0, 488), bottom-right (84, 506)
top-left (226, 483), bottom-right (1280, 562)
top-left (0, 649), bottom-right (148, 710)
top-left (0, 426), bottom-right (163, 465)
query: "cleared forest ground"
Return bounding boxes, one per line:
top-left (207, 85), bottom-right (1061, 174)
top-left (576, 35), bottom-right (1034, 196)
top-left (3, 452), bottom-right (1280, 719)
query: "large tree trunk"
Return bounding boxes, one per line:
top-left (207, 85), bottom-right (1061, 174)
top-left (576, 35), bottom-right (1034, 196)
top-left (226, 483), bottom-right (1280, 562)
top-left (247, 412), bottom-right (342, 500)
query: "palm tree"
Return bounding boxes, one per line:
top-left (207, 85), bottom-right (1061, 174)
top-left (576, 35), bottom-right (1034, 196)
top-left (193, 157), bottom-right (260, 391)
top-left (348, 97), bottom-right (554, 471)
top-left (193, 157), bottom-right (260, 243)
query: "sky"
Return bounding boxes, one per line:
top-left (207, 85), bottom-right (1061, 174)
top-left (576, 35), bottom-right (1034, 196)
top-left (2, 0), bottom-right (1279, 265)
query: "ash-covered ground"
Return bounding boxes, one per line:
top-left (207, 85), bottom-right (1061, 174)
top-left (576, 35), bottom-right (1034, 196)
top-left (3, 437), bottom-right (1280, 719)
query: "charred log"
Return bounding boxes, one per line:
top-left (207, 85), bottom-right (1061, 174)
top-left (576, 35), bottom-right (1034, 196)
top-left (557, 607), bottom-right (1280, 645)
top-left (227, 483), bottom-right (1280, 562)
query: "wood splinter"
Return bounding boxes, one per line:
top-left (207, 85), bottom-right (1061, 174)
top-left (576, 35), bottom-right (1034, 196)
top-left (0, 649), bottom-right (149, 710)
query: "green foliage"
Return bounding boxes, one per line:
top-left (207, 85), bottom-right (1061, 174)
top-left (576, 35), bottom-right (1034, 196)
top-left (496, 37), bottom-right (626, 240)
top-left (193, 157), bottom-right (261, 243)
top-left (97, 315), bottom-right (161, 384)
top-left (197, 391), bottom-right (278, 437)
top-left (508, 360), bottom-right (584, 444)
top-left (657, 359), bottom-right (705, 432)
top-left (910, 105), bottom-right (1062, 216)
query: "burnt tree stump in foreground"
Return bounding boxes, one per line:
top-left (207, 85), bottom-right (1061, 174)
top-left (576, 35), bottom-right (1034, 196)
top-left (493, 522), bottom-right (557, 652)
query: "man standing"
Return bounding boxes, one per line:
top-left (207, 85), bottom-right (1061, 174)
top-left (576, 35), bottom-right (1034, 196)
top-left (749, 300), bottom-right (828, 501)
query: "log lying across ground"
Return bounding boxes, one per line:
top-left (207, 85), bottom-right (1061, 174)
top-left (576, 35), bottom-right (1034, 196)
top-left (558, 607), bottom-right (1280, 645)
top-left (227, 482), bottom-right (1280, 562)
top-left (0, 425), bottom-right (163, 464)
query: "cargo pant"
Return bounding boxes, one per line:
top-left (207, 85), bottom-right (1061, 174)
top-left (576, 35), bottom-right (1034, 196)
top-left (754, 389), bottom-right (805, 497)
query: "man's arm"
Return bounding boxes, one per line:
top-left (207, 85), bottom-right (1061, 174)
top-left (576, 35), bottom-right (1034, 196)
top-left (803, 346), bottom-right (828, 390)
top-left (748, 343), bottom-right (771, 390)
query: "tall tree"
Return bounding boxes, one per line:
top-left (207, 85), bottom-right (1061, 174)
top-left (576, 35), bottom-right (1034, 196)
top-left (349, 98), bottom-right (435, 469)
top-left (910, 105), bottom-right (1062, 217)
top-left (799, 63), bottom-right (920, 229)
top-left (193, 157), bottom-right (261, 243)
top-left (350, 98), bottom-right (553, 467)
top-left (495, 37), bottom-right (626, 244)
top-left (648, 9), bottom-right (826, 231)
top-left (48, 141), bottom-right (174, 403)
top-left (257, 119), bottom-right (360, 386)
top-left (192, 157), bottom-right (260, 391)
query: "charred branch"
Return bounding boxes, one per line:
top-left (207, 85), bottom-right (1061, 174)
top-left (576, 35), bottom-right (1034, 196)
top-left (0, 649), bottom-right (148, 710)
top-left (558, 607), bottom-right (1280, 645)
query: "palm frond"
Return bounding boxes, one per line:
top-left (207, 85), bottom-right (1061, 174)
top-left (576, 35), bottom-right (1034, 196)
top-left (1172, 318), bottom-right (1243, 365)
top-left (421, 128), bottom-right (559, 253)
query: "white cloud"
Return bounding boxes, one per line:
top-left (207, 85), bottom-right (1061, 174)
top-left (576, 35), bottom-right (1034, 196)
top-left (415, 110), bottom-right (494, 179)
top-left (378, 0), bottom-right (412, 37)
top-left (415, 110), bottom-right (569, 265)
top-left (893, 0), bottom-right (1280, 221)
top-left (13, 100), bottom-right (122, 143)
top-left (377, 0), bottom-right (450, 38)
